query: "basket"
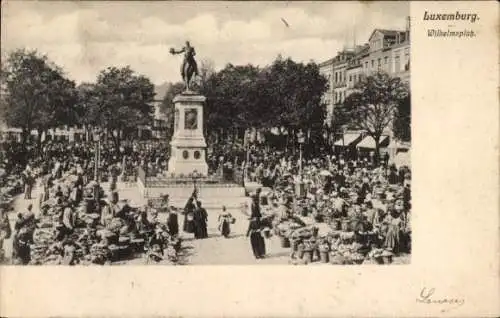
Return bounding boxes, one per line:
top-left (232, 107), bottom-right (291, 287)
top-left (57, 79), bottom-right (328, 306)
top-left (302, 250), bottom-right (313, 263)
top-left (118, 236), bottom-right (130, 245)
top-left (329, 254), bottom-right (346, 265)
top-left (362, 257), bottom-right (379, 265)
top-left (382, 255), bottom-right (393, 264)
top-left (262, 228), bottom-right (272, 239)
top-left (320, 251), bottom-right (329, 263)
top-left (332, 219), bottom-right (341, 231)
top-left (341, 219), bottom-right (351, 232)
top-left (280, 236), bottom-right (290, 248)
top-left (374, 256), bottom-right (385, 264)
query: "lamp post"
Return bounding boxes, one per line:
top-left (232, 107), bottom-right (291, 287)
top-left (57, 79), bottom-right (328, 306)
top-left (297, 130), bottom-right (305, 177)
top-left (295, 130), bottom-right (306, 199)
top-left (244, 130), bottom-right (250, 181)
top-left (93, 127), bottom-right (102, 205)
top-left (93, 128), bottom-right (102, 182)
top-left (192, 169), bottom-right (200, 197)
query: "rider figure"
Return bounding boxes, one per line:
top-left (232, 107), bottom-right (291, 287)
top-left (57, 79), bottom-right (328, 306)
top-left (170, 41), bottom-right (199, 87)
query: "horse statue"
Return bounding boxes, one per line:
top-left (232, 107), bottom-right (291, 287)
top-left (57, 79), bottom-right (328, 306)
top-left (170, 41), bottom-right (199, 92)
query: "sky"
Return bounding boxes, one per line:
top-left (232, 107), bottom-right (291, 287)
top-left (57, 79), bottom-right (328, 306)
top-left (1, 1), bottom-right (408, 86)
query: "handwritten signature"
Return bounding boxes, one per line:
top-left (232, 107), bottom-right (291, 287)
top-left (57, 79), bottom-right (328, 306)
top-left (416, 287), bottom-right (465, 312)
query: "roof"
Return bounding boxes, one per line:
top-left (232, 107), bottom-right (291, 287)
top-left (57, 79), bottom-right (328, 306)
top-left (319, 58), bottom-right (335, 67)
top-left (368, 29), bottom-right (406, 42)
top-left (356, 135), bottom-right (390, 149)
top-left (334, 133), bottom-right (362, 147)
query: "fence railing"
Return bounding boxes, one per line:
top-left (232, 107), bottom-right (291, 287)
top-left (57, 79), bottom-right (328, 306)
top-left (137, 166), bottom-right (245, 188)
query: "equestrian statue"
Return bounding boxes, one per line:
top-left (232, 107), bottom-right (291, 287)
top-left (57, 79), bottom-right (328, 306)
top-left (170, 41), bottom-right (200, 92)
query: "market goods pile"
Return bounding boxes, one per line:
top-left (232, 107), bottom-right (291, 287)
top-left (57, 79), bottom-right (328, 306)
top-left (257, 158), bottom-right (411, 265)
top-left (16, 172), bottom-right (182, 265)
top-left (0, 174), bottom-right (23, 210)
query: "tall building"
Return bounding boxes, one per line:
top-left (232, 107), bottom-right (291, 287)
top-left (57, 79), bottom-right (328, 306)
top-left (319, 48), bottom-right (359, 127)
top-left (318, 58), bottom-right (335, 127)
top-left (319, 17), bottom-right (411, 128)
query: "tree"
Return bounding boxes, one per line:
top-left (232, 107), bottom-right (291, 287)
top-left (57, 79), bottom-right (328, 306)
top-left (265, 57), bottom-right (328, 147)
top-left (88, 66), bottom-right (155, 150)
top-left (342, 71), bottom-right (409, 160)
top-left (1, 49), bottom-right (77, 145)
top-left (393, 93), bottom-right (411, 142)
top-left (193, 59), bottom-right (216, 93)
top-left (203, 64), bottom-right (262, 135)
top-left (159, 82), bottom-right (184, 138)
top-left (75, 83), bottom-right (99, 140)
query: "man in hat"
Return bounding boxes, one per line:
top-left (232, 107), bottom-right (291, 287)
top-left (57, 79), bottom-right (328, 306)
top-left (24, 171), bottom-right (34, 199)
top-left (250, 194), bottom-right (262, 219)
top-left (332, 191), bottom-right (349, 217)
top-left (62, 202), bottom-right (76, 234)
top-left (194, 200), bottom-right (208, 239)
top-left (166, 206), bottom-right (179, 237)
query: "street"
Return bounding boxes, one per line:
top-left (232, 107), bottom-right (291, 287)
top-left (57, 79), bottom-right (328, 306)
top-left (3, 180), bottom-right (293, 265)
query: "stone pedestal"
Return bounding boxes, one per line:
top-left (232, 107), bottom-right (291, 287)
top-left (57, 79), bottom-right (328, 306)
top-left (167, 93), bottom-right (209, 176)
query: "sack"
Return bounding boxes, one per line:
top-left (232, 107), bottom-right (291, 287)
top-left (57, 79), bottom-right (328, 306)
top-left (230, 217), bottom-right (236, 224)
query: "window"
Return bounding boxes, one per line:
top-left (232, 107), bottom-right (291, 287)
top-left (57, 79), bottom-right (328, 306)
top-left (395, 55), bottom-right (401, 72)
top-left (384, 56), bottom-right (388, 64)
top-left (371, 60), bottom-right (374, 68)
top-left (339, 72), bottom-right (342, 82)
top-left (377, 58), bottom-right (381, 67)
top-left (365, 61), bottom-right (368, 69)
top-left (335, 72), bottom-right (338, 83)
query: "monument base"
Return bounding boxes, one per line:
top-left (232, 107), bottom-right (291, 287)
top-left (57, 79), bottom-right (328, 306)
top-left (167, 152), bottom-right (208, 176)
top-left (167, 93), bottom-right (209, 177)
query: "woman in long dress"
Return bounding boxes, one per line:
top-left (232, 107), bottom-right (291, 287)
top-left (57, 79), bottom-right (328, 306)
top-left (246, 218), bottom-right (266, 259)
top-left (183, 197), bottom-right (196, 234)
top-left (384, 210), bottom-right (403, 253)
top-left (218, 206), bottom-right (233, 238)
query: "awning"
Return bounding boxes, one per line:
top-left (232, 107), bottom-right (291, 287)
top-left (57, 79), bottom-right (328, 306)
top-left (393, 150), bottom-right (411, 167)
top-left (388, 139), bottom-right (411, 150)
top-left (334, 133), bottom-right (361, 147)
top-left (356, 135), bottom-right (390, 149)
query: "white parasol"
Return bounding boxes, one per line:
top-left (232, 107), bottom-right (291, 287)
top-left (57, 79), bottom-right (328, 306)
top-left (319, 170), bottom-right (332, 177)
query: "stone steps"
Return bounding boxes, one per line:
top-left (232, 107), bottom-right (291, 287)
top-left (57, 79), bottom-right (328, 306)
top-left (101, 182), bottom-right (249, 210)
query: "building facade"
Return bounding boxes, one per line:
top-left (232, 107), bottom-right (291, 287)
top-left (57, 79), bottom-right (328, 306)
top-left (318, 58), bottom-right (335, 127)
top-left (319, 17), bottom-right (411, 129)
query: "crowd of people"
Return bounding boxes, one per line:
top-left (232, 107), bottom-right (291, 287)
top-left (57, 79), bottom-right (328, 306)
top-left (1, 136), bottom-right (411, 265)
top-left (241, 144), bottom-right (411, 264)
